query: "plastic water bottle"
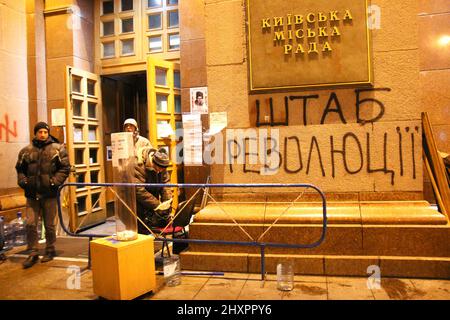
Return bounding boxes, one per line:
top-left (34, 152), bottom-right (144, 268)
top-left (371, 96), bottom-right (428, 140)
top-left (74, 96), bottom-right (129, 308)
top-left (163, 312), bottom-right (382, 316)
top-left (12, 212), bottom-right (27, 247)
top-left (163, 255), bottom-right (181, 286)
top-left (3, 222), bottom-right (15, 250)
top-left (276, 261), bottom-right (294, 291)
top-left (37, 218), bottom-right (43, 241)
top-left (0, 216), bottom-right (4, 250)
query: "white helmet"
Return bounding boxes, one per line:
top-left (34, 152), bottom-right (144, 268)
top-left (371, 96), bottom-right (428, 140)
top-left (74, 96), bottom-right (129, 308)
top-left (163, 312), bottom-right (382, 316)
top-left (123, 118), bottom-right (138, 131)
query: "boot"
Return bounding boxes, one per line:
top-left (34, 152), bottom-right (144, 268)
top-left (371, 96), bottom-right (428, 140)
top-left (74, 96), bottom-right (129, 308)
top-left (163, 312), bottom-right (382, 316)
top-left (23, 255), bottom-right (39, 269)
top-left (41, 251), bottom-right (56, 263)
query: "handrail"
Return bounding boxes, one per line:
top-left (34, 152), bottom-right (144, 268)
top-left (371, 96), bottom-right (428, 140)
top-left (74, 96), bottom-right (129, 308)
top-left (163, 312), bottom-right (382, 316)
top-left (57, 182), bottom-right (327, 279)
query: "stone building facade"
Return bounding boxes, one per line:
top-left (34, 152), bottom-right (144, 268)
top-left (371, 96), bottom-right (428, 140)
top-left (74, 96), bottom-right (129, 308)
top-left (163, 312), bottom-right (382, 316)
top-left (0, 1), bottom-right (448, 276)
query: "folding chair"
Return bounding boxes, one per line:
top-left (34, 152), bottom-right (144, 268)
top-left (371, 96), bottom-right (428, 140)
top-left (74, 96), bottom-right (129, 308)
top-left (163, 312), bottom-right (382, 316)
top-left (151, 195), bottom-right (197, 257)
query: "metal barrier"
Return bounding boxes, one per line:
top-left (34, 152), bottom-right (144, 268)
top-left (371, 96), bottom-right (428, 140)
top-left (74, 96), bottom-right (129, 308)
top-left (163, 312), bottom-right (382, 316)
top-left (57, 182), bottom-right (327, 279)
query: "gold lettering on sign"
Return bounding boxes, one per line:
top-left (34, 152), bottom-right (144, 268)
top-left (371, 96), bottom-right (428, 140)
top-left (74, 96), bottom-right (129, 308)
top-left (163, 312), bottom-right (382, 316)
top-left (322, 42), bottom-right (332, 52)
top-left (318, 27), bottom-right (328, 37)
top-left (308, 43), bottom-right (319, 54)
top-left (287, 14), bottom-right (293, 25)
top-left (331, 26), bottom-right (341, 36)
top-left (329, 11), bottom-right (340, 21)
top-left (284, 44), bottom-right (293, 54)
top-left (295, 44), bottom-right (305, 54)
top-left (306, 13), bottom-right (316, 23)
top-left (262, 18), bottom-right (271, 28)
top-left (274, 17), bottom-right (283, 27)
top-left (296, 29), bottom-right (304, 39)
top-left (261, 9), bottom-right (353, 56)
top-left (274, 31), bottom-right (285, 42)
top-left (288, 30), bottom-right (293, 40)
top-left (307, 28), bottom-right (316, 38)
top-left (318, 12), bottom-right (328, 22)
top-left (343, 10), bottom-right (353, 20)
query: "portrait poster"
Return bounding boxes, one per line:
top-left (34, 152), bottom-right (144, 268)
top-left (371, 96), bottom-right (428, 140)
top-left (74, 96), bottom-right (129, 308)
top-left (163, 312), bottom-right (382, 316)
top-left (190, 87), bottom-right (209, 114)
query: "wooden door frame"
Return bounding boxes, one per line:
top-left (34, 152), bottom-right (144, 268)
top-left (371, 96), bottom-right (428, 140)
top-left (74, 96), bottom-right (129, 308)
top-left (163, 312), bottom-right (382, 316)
top-left (65, 66), bottom-right (107, 232)
top-left (147, 57), bottom-right (182, 207)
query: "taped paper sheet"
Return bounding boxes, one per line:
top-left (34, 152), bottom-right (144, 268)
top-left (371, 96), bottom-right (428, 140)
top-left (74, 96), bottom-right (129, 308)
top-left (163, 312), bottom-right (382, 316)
top-left (205, 112), bottom-right (227, 136)
top-left (182, 113), bottom-right (203, 166)
top-left (111, 132), bottom-right (134, 167)
top-left (51, 109), bottom-right (66, 126)
top-left (155, 199), bottom-right (173, 211)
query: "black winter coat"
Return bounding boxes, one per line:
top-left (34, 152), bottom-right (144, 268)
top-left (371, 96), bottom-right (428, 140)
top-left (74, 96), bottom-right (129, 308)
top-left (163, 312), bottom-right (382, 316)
top-left (15, 136), bottom-right (71, 199)
top-left (133, 150), bottom-right (173, 230)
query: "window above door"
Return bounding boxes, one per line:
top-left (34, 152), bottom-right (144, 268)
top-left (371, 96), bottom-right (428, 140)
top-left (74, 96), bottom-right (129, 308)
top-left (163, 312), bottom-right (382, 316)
top-left (96, 0), bottom-right (180, 73)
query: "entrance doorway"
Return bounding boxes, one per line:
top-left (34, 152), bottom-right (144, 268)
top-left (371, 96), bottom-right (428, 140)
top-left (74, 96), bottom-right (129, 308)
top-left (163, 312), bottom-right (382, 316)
top-left (102, 72), bottom-right (149, 143)
top-left (100, 69), bottom-right (184, 217)
top-left (64, 59), bottom-right (185, 232)
top-left (101, 72), bottom-right (148, 217)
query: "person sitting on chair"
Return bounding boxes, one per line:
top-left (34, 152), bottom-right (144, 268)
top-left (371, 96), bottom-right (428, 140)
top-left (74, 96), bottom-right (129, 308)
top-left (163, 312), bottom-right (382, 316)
top-left (133, 148), bottom-right (173, 234)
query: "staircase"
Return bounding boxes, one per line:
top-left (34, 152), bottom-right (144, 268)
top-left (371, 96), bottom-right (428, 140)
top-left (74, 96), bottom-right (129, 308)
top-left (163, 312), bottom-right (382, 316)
top-left (180, 201), bottom-right (450, 279)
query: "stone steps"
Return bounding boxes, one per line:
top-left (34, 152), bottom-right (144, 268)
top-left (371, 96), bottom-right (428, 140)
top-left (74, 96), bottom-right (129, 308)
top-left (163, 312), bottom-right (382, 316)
top-left (194, 201), bottom-right (448, 225)
top-left (0, 193), bottom-right (26, 222)
top-left (179, 252), bottom-right (450, 279)
top-left (178, 201), bottom-right (450, 278)
top-left (186, 223), bottom-right (450, 257)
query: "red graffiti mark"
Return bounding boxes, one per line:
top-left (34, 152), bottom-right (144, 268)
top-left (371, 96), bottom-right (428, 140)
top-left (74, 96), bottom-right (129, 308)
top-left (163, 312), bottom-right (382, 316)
top-left (0, 114), bottom-right (18, 142)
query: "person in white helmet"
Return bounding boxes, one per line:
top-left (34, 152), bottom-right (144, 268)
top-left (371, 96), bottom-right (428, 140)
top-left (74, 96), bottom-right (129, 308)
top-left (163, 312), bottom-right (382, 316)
top-left (123, 118), bottom-right (152, 160)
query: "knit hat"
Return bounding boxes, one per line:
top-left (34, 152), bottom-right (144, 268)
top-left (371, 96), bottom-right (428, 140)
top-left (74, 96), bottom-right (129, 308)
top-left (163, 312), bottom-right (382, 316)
top-left (34, 122), bottom-right (50, 134)
top-left (123, 118), bottom-right (138, 131)
top-left (152, 149), bottom-right (170, 168)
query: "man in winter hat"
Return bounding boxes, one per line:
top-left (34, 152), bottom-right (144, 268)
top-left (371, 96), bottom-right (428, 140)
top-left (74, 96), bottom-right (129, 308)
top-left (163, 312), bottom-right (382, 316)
top-left (16, 122), bottom-right (70, 268)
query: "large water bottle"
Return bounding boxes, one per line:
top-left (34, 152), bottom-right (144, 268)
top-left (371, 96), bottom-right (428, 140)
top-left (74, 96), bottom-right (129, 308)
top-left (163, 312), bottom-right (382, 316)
top-left (12, 211), bottom-right (27, 247)
top-left (0, 216), bottom-right (4, 250)
top-left (3, 221), bottom-right (15, 250)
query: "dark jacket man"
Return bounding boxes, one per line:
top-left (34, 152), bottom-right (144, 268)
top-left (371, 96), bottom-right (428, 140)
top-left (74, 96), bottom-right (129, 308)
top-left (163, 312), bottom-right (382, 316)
top-left (133, 148), bottom-right (173, 233)
top-left (15, 122), bottom-right (70, 268)
top-left (16, 137), bottom-right (70, 199)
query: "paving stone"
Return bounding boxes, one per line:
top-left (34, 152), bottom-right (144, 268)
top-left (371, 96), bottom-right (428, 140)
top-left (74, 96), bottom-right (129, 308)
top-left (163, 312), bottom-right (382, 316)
top-left (194, 277), bottom-right (247, 300)
top-left (282, 282), bottom-right (328, 300)
top-left (372, 278), bottom-right (422, 300)
top-left (150, 276), bottom-right (210, 300)
top-left (1, 254), bottom-right (450, 300)
top-left (237, 278), bottom-right (284, 300)
top-left (326, 276), bottom-right (375, 300)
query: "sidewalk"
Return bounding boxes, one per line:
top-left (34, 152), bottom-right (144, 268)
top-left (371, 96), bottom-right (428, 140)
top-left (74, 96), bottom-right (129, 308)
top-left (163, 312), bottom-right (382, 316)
top-left (0, 248), bottom-right (449, 300)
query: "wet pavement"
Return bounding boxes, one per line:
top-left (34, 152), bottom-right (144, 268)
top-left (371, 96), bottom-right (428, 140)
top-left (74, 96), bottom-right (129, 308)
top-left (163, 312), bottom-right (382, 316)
top-left (0, 248), bottom-right (449, 300)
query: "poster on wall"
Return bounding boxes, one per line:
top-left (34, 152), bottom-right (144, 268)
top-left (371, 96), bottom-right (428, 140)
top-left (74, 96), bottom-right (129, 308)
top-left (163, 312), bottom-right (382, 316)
top-left (190, 87), bottom-right (208, 114)
top-left (106, 146), bottom-right (112, 161)
top-left (205, 112), bottom-right (227, 137)
top-left (182, 113), bottom-right (203, 166)
top-left (51, 109), bottom-right (66, 126)
top-left (157, 121), bottom-right (174, 138)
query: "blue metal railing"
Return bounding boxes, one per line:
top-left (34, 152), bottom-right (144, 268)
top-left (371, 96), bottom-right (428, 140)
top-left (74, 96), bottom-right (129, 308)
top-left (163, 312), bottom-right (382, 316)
top-left (57, 182), bottom-right (327, 279)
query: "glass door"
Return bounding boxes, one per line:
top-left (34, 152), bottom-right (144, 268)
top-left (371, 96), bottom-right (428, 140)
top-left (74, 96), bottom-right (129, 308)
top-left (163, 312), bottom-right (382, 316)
top-left (147, 57), bottom-right (182, 207)
top-left (65, 66), bottom-right (107, 232)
